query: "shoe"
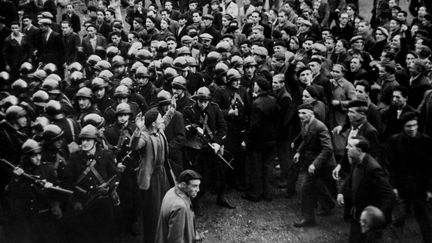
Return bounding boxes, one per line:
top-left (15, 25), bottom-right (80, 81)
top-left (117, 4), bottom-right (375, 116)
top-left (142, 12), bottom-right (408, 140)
top-left (241, 194), bottom-right (261, 202)
top-left (285, 191), bottom-right (296, 199)
top-left (293, 219), bottom-right (316, 228)
top-left (316, 209), bottom-right (333, 216)
top-left (216, 197), bottom-right (236, 209)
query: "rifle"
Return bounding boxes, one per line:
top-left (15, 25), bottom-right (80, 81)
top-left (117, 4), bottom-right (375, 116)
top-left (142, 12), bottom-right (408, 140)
top-left (190, 125), bottom-right (235, 170)
top-left (80, 174), bottom-right (120, 209)
top-left (0, 158), bottom-right (73, 195)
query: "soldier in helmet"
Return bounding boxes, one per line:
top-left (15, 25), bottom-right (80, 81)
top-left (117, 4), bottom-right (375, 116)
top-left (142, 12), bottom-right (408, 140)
top-left (213, 69), bottom-right (250, 190)
top-left (135, 65), bottom-right (158, 106)
top-left (172, 76), bottom-right (195, 114)
top-left (74, 87), bottom-right (101, 126)
top-left (0, 105), bottom-right (29, 200)
top-left (42, 78), bottom-right (74, 116)
top-left (210, 62), bottom-right (229, 91)
top-left (30, 90), bottom-right (50, 117)
top-left (41, 124), bottom-right (69, 178)
top-left (63, 124), bottom-right (119, 243)
top-left (82, 113), bottom-right (110, 150)
top-left (11, 79), bottom-right (30, 102)
top-left (19, 62), bottom-right (34, 82)
top-left (64, 71), bottom-right (86, 100)
top-left (120, 77), bottom-right (149, 114)
top-left (45, 100), bottom-right (81, 153)
top-left (6, 139), bottom-right (62, 242)
top-left (183, 86), bottom-right (235, 212)
top-left (200, 51), bottom-right (222, 85)
top-left (91, 77), bottom-right (114, 114)
top-left (112, 55), bottom-right (127, 81)
top-left (104, 103), bottom-right (140, 235)
top-left (104, 85), bottom-right (141, 125)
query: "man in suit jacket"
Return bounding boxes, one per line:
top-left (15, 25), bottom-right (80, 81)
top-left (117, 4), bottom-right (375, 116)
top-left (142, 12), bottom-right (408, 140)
top-left (3, 21), bottom-right (31, 80)
top-left (292, 103), bottom-right (336, 227)
top-left (62, 4), bottom-right (81, 34)
top-left (22, 15), bottom-right (40, 55)
top-left (37, 18), bottom-right (65, 75)
top-left (338, 136), bottom-right (395, 243)
top-left (81, 25), bottom-right (107, 59)
top-left (407, 59), bottom-right (432, 108)
top-left (61, 20), bottom-right (80, 65)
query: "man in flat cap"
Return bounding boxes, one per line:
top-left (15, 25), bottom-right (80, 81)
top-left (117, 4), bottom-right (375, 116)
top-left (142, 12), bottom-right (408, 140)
top-left (202, 14), bottom-right (221, 45)
top-left (291, 103), bottom-right (336, 227)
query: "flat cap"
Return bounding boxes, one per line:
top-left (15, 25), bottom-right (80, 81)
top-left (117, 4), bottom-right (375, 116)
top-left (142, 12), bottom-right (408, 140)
top-left (181, 35), bottom-right (193, 44)
top-left (253, 46), bottom-right (268, 56)
top-left (199, 33), bottom-right (214, 40)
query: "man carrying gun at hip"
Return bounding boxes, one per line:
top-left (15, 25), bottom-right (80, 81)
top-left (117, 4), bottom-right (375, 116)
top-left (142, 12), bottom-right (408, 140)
top-left (183, 86), bottom-right (236, 215)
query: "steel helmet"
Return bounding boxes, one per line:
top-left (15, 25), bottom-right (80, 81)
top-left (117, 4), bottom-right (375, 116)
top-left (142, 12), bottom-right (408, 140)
top-left (5, 105), bottom-right (26, 121)
top-left (231, 55), bottom-right (244, 67)
top-left (227, 68), bottom-right (242, 82)
top-left (31, 90), bottom-right (50, 107)
top-left (136, 49), bottom-right (153, 64)
top-left (83, 113), bottom-right (106, 128)
top-left (70, 71), bottom-right (84, 84)
top-left (113, 85), bottom-right (130, 98)
top-left (214, 62), bottom-right (229, 77)
top-left (19, 62), bottom-right (33, 74)
top-left (135, 66), bottom-right (149, 78)
top-left (194, 86), bottom-right (211, 100)
top-left (43, 124), bottom-right (64, 142)
top-left (172, 76), bottom-right (187, 90)
top-left (44, 100), bottom-right (62, 116)
top-left (106, 46), bottom-right (119, 58)
top-left (43, 63), bottom-right (57, 74)
top-left (98, 70), bottom-right (114, 82)
top-left (243, 56), bottom-right (258, 67)
top-left (46, 73), bottom-right (61, 82)
top-left (111, 55), bottom-right (125, 67)
top-left (161, 56), bottom-right (174, 69)
top-left (130, 61), bottom-right (144, 74)
top-left (115, 103), bottom-right (132, 115)
top-left (31, 116), bottom-right (50, 132)
top-left (11, 79), bottom-right (28, 92)
top-left (87, 54), bottom-right (102, 66)
top-left (68, 62), bottom-right (83, 72)
top-left (119, 77), bottom-right (134, 89)
top-left (91, 77), bottom-right (108, 90)
top-left (75, 87), bottom-right (93, 99)
top-left (31, 69), bottom-right (47, 81)
top-left (2, 95), bottom-right (19, 108)
top-left (94, 60), bottom-right (111, 71)
top-left (42, 78), bottom-right (61, 95)
top-left (157, 90), bottom-right (172, 106)
top-left (173, 56), bottom-right (188, 70)
top-left (22, 139), bottom-right (42, 154)
top-left (163, 67), bottom-right (178, 81)
top-left (79, 124), bottom-right (98, 139)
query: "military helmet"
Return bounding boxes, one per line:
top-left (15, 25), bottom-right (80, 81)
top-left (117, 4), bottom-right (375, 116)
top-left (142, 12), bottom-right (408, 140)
top-left (194, 86), bottom-right (211, 100)
top-left (243, 56), bottom-right (258, 67)
top-left (70, 71), bottom-right (84, 84)
top-left (2, 95), bottom-right (19, 108)
top-left (75, 87), bottom-right (93, 99)
top-left (87, 54), bottom-right (102, 67)
top-left (83, 113), bottom-right (105, 128)
top-left (43, 124), bottom-right (64, 142)
top-left (44, 100), bottom-right (62, 115)
top-left (130, 61), bottom-right (144, 74)
top-left (157, 90), bottom-right (172, 106)
top-left (135, 66), bottom-right (149, 78)
top-left (46, 73), bottom-right (61, 82)
top-left (31, 116), bottom-right (50, 132)
top-left (227, 68), bottom-right (242, 82)
top-left (5, 105), bottom-right (26, 121)
top-left (173, 56), bottom-right (188, 70)
top-left (43, 63), bottom-right (57, 74)
top-left (115, 103), bottom-right (132, 115)
top-left (31, 90), bottom-right (50, 107)
top-left (94, 60), bottom-right (111, 71)
top-left (19, 62), bottom-right (33, 74)
top-left (119, 77), bottom-right (134, 89)
top-left (22, 139), bottom-right (42, 154)
top-left (161, 56), bottom-right (174, 69)
top-left (68, 62), bottom-right (83, 73)
top-left (106, 46), bottom-right (119, 58)
top-left (214, 62), bottom-right (229, 77)
top-left (112, 55), bottom-right (125, 67)
top-left (11, 79), bottom-right (28, 92)
top-left (91, 77), bottom-right (107, 90)
top-left (79, 124), bottom-right (98, 139)
top-left (42, 78), bottom-right (61, 95)
top-left (136, 49), bottom-right (153, 64)
top-left (113, 85), bottom-right (130, 98)
top-left (231, 55), bottom-right (244, 67)
top-left (172, 76), bottom-right (187, 90)
top-left (32, 69), bottom-right (47, 81)
top-left (163, 67), bottom-right (178, 81)
top-left (98, 70), bottom-right (114, 82)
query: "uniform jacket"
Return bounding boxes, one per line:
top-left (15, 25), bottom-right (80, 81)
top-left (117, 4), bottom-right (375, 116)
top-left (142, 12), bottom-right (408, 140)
top-left (293, 117), bottom-right (336, 171)
top-left (155, 186), bottom-right (195, 243)
top-left (342, 154), bottom-right (395, 221)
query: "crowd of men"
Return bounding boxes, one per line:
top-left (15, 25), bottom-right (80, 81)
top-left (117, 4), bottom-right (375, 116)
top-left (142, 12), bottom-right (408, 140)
top-left (1, 0), bottom-right (432, 242)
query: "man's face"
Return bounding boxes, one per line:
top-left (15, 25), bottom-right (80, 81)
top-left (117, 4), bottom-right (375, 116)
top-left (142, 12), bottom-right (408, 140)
top-left (87, 27), bottom-right (96, 37)
top-left (355, 85), bottom-right (368, 101)
top-left (11, 24), bottom-right (20, 35)
top-left (308, 62), bottom-right (320, 75)
top-left (133, 20), bottom-right (141, 30)
top-left (272, 78), bottom-right (284, 91)
top-left (299, 70), bottom-right (312, 85)
top-left (23, 18), bottom-right (31, 27)
top-left (117, 113), bottom-right (130, 125)
top-left (335, 41), bottom-right (345, 54)
top-left (81, 138), bottom-right (95, 151)
top-left (331, 66), bottom-right (343, 80)
top-left (241, 44), bottom-right (251, 55)
top-left (251, 29), bottom-right (261, 40)
top-left (350, 58), bottom-right (362, 72)
top-left (105, 11), bottom-right (113, 21)
top-left (95, 87), bottom-right (106, 99)
top-left (16, 116), bottom-right (28, 128)
top-left (321, 30), bottom-right (331, 39)
top-left (324, 38), bottom-right (335, 50)
top-left (273, 45), bottom-right (285, 54)
top-left (278, 12), bottom-right (286, 23)
top-left (352, 40), bottom-right (364, 51)
top-left (61, 23), bottom-right (71, 34)
top-left (111, 35), bottom-right (121, 45)
top-left (245, 65), bottom-right (256, 77)
top-left (66, 5), bottom-right (74, 13)
top-left (97, 11), bottom-right (105, 21)
top-left (136, 76), bottom-right (149, 86)
top-left (189, 2), bottom-right (198, 10)
top-left (165, 1), bottom-right (172, 10)
top-left (167, 40), bottom-right (177, 51)
top-left (179, 18), bottom-right (187, 26)
top-left (418, 6), bottom-right (427, 17)
top-left (298, 109), bottom-right (312, 123)
top-left (403, 119), bottom-right (418, 137)
top-left (29, 153), bottom-right (42, 166)
top-left (197, 99), bottom-right (209, 110)
top-left (408, 63), bottom-right (420, 76)
top-left (203, 18), bottom-right (212, 27)
top-left (271, 57), bottom-right (284, 70)
top-left (251, 13), bottom-right (260, 24)
top-left (146, 19), bottom-right (155, 29)
top-left (348, 107), bottom-right (364, 123)
top-left (389, 20), bottom-right (400, 31)
top-left (406, 54), bottom-right (415, 67)
top-left (172, 88), bottom-right (184, 98)
top-left (346, 139), bottom-right (361, 163)
top-left (357, 22), bottom-right (368, 34)
top-left (161, 11), bottom-right (169, 20)
top-left (339, 13), bottom-right (349, 25)
top-left (392, 90), bottom-right (407, 107)
top-left (397, 12), bottom-right (406, 22)
top-left (303, 40), bottom-right (314, 51)
top-left (182, 179), bottom-right (201, 198)
top-left (192, 13), bottom-right (201, 23)
top-left (78, 97), bottom-right (91, 110)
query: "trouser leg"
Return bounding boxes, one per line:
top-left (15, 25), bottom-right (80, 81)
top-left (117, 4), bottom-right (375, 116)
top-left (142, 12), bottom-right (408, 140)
top-left (300, 172), bottom-right (317, 222)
